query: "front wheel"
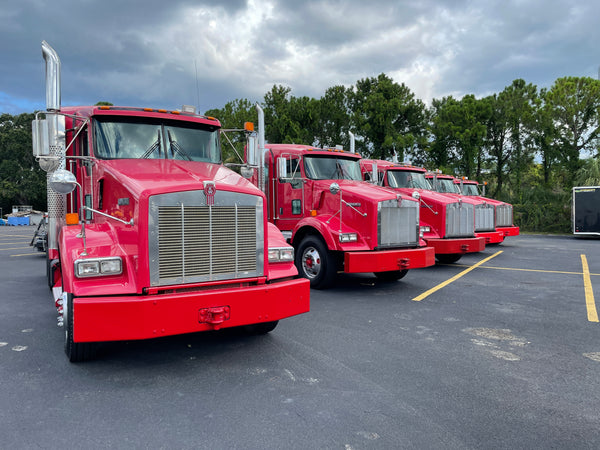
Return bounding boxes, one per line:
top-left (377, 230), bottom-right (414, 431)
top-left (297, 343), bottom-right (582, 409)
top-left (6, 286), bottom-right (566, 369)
top-left (435, 253), bottom-right (463, 264)
top-left (64, 294), bottom-right (97, 362)
top-left (295, 235), bottom-right (337, 289)
top-left (374, 269), bottom-right (408, 282)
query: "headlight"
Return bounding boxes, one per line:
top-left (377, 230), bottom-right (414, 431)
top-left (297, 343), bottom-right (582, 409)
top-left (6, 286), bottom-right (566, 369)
top-left (74, 257), bottom-right (123, 278)
top-left (339, 233), bottom-right (358, 243)
top-left (268, 247), bottom-right (295, 263)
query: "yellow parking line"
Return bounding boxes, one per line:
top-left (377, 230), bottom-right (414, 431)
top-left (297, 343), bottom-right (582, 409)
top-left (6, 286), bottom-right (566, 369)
top-left (452, 264), bottom-right (600, 277)
top-left (581, 255), bottom-right (598, 322)
top-left (10, 253), bottom-right (43, 257)
top-left (413, 251), bottom-right (503, 302)
top-left (0, 247), bottom-right (33, 251)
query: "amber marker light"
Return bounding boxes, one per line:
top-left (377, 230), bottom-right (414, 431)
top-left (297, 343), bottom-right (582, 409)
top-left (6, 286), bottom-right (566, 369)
top-left (66, 213), bottom-right (79, 225)
top-left (244, 122), bottom-right (254, 131)
top-left (310, 210), bottom-right (317, 217)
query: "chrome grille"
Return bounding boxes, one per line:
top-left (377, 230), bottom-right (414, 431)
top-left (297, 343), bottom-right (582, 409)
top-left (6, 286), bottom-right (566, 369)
top-left (149, 190), bottom-right (264, 286)
top-left (446, 202), bottom-right (474, 237)
top-left (474, 203), bottom-right (495, 232)
top-left (378, 199), bottom-right (419, 248)
top-left (495, 204), bottom-right (513, 227)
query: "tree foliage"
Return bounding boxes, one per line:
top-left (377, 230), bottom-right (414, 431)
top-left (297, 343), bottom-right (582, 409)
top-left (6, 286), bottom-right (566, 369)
top-left (0, 113), bottom-right (47, 216)
top-left (3, 74), bottom-right (600, 233)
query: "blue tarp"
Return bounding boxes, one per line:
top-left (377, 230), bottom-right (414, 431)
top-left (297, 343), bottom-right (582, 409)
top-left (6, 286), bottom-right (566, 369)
top-left (7, 217), bottom-right (30, 226)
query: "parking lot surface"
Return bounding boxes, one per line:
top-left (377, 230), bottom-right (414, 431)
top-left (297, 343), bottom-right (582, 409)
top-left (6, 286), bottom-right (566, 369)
top-left (1, 226), bottom-right (599, 449)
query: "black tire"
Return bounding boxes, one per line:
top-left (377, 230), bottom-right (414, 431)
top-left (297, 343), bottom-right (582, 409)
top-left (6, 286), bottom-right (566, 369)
top-left (295, 235), bottom-right (337, 289)
top-left (435, 253), bottom-right (463, 264)
top-left (244, 321), bottom-right (279, 335)
top-left (374, 269), bottom-right (408, 282)
top-left (64, 294), bottom-right (97, 362)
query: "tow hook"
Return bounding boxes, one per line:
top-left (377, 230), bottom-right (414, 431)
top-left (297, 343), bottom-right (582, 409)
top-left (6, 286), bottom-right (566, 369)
top-left (398, 258), bottom-right (410, 269)
top-left (198, 306), bottom-right (231, 329)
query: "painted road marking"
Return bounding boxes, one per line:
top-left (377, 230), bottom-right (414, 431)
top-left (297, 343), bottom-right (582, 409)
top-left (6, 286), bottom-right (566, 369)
top-left (581, 255), bottom-right (598, 322)
top-left (413, 251), bottom-right (503, 302)
top-left (451, 265), bottom-right (600, 277)
top-left (1, 247), bottom-right (34, 251)
top-left (9, 253), bottom-right (41, 257)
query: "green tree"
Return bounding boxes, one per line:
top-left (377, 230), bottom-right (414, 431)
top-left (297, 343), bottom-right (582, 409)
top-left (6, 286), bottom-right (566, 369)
top-left (531, 88), bottom-right (560, 185)
top-left (0, 113), bottom-right (47, 214)
top-left (350, 73), bottom-right (427, 161)
top-left (484, 80), bottom-right (538, 197)
top-left (316, 85), bottom-right (351, 149)
top-left (574, 157), bottom-right (600, 186)
top-left (503, 79), bottom-right (538, 197)
top-left (544, 76), bottom-right (600, 185)
top-left (262, 85), bottom-right (313, 144)
top-left (205, 98), bottom-right (257, 164)
top-left (428, 95), bottom-right (489, 178)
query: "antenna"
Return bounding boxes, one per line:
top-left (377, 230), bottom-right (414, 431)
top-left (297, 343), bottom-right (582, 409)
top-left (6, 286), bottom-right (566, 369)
top-left (195, 59), bottom-right (200, 111)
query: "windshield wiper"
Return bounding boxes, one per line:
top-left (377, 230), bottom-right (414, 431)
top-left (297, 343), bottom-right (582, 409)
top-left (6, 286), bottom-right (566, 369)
top-left (167, 130), bottom-right (192, 161)
top-left (141, 130), bottom-right (162, 158)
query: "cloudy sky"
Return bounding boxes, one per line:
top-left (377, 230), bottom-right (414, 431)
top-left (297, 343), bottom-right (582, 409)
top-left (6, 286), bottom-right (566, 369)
top-left (1, 0), bottom-right (598, 116)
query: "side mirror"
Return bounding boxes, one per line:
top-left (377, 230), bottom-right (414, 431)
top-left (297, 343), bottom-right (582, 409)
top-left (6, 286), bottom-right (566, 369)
top-left (277, 157), bottom-right (287, 179)
top-left (49, 169), bottom-right (78, 194)
top-left (32, 119), bottom-right (49, 156)
top-left (246, 135), bottom-right (258, 166)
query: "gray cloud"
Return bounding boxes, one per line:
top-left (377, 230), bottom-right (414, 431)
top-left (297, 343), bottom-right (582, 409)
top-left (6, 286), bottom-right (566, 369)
top-left (1, 0), bottom-right (598, 116)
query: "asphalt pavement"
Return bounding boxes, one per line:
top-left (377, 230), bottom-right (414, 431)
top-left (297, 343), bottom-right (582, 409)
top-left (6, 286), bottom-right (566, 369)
top-left (1, 225), bottom-right (599, 449)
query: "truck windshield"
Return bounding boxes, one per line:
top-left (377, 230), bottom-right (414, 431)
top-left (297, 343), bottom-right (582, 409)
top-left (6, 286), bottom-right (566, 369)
top-left (93, 117), bottom-right (221, 162)
top-left (436, 178), bottom-right (460, 193)
top-left (303, 156), bottom-right (362, 180)
top-left (462, 184), bottom-right (480, 195)
top-left (387, 170), bottom-right (431, 189)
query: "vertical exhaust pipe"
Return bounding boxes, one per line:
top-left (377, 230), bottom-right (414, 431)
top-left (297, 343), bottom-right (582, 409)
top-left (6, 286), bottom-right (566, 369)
top-left (42, 40), bottom-right (61, 112)
top-left (256, 104), bottom-right (265, 193)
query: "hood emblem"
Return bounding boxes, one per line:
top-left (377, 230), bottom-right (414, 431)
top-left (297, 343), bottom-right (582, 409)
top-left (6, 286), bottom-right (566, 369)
top-left (204, 181), bottom-right (216, 206)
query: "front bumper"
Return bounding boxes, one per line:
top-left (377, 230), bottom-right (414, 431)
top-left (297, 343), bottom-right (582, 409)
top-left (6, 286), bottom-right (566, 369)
top-left (476, 230), bottom-right (505, 244)
top-left (497, 226), bottom-right (520, 237)
top-left (425, 237), bottom-right (486, 254)
top-left (72, 278), bottom-right (310, 342)
top-left (344, 246), bottom-right (435, 273)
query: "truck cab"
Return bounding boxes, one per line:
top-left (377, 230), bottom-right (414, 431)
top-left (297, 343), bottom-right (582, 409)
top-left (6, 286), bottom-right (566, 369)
top-left (456, 178), bottom-right (520, 240)
top-left (360, 160), bottom-right (485, 264)
top-left (426, 172), bottom-right (504, 245)
top-left (32, 41), bottom-right (309, 361)
top-left (253, 145), bottom-right (435, 288)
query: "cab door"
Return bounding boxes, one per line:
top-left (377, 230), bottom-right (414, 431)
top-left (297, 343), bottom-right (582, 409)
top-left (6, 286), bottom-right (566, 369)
top-left (274, 154), bottom-right (305, 233)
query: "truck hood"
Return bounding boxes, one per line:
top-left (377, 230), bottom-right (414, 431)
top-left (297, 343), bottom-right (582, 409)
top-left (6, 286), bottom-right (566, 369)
top-left (312, 179), bottom-right (404, 203)
top-left (384, 186), bottom-right (462, 206)
top-left (98, 159), bottom-right (260, 197)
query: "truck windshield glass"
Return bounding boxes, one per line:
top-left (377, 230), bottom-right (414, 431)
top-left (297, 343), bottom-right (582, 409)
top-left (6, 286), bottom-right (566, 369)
top-left (462, 184), bottom-right (480, 195)
top-left (436, 178), bottom-right (460, 193)
top-left (387, 170), bottom-right (431, 189)
top-left (93, 117), bottom-right (221, 162)
top-left (303, 156), bottom-right (362, 180)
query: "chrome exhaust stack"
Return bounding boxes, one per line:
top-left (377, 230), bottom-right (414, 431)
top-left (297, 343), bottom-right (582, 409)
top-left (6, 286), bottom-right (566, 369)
top-left (42, 40), bottom-right (61, 112)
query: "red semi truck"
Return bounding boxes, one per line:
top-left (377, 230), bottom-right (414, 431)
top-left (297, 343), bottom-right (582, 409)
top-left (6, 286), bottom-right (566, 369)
top-left (455, 178), bottom-right (520, 240)
top-left (242, 107), bottom-right (435, 289)
top-left (426, 172), bottom-right (504, 244)
top-left (32, 41), bottom-right (309, 361)
top-left (359, 160), bottom-right (485, 264)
